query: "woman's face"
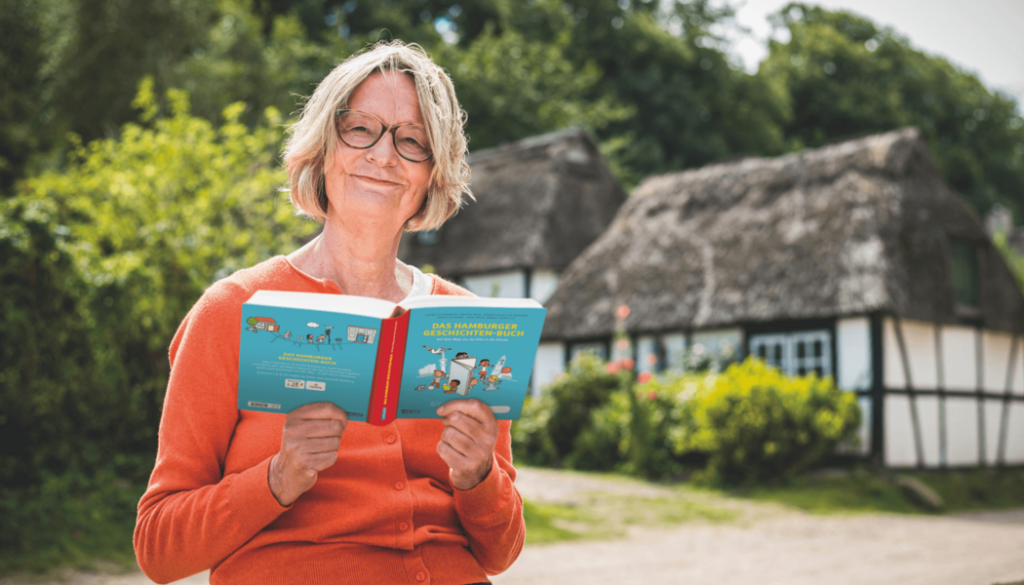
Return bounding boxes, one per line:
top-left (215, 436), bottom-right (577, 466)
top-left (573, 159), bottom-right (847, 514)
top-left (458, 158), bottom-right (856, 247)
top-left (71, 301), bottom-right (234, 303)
top-left (324, 71), bottom-right (432, 234)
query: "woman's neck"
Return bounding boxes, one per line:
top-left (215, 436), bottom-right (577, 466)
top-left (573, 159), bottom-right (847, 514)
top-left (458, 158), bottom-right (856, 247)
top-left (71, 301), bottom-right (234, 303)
top-left (288, 217), bottom-right (413, 303)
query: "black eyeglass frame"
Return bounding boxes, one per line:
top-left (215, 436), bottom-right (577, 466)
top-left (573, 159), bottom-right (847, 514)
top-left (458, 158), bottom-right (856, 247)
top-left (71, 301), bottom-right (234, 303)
top-left (334, 109), bottom-right (433, 163)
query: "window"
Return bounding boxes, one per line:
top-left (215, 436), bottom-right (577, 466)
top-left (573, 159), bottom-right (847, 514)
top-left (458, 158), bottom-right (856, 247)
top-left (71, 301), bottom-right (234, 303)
top-left (570, 342), bottom-right (608, 362)
top-left (949, 238), bottom-right (979, 308)
top-left (749, 330), bottom-right (832, 377)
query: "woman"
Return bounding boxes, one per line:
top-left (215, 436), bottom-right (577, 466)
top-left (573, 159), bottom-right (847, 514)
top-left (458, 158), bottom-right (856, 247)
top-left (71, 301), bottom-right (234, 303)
top-left (135, 41), bottom-right (524, 585)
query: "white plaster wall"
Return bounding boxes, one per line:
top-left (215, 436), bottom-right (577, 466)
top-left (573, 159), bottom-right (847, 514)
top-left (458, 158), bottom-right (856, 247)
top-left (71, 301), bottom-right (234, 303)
top-left (903, 320), bottom-right (938, 389)
top-left (884, 394), bottom-right (918, 467)
top-left (531, 342), bottom-right (565, 396)
top-left (529, 270), bottom-right (559, 305)
top-left (692, 328), bottom-right (742, 358)
top-left (662, 333), bottom-right (687, 373)
top-left (837, 317), bottom-right (872, 391)
top-left (984, 399), bottom-right (1003, 465)
top-left (1005, 403), bottom-right (1024, 464)
top-left (916, 396), bottom-right (941, 467)
top-left (945, 397), bottom-right (980, 466)
top-left (837, 396), bottom-right (872, 456)
top-left (941, 326), bottom-right (977, 391)
top-left (462, 270), bottom-right (525, 298)
top-left (1012, 335), bottom-right (1024, 396)
top-left (982, 331), bottom-right (1014, 393)
top-left (637, 335), bottom-right (658, 373)
top-left (883, 318), bottom-right (905, 390)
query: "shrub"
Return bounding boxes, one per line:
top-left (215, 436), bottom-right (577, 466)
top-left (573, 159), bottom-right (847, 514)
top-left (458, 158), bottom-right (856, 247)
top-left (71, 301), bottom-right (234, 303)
top-left (672, 358), bottom-right (861, 485)
top-left (512, 353), bottom-right (631, 467)
top-left (0, 82), bottom-right (314, 556)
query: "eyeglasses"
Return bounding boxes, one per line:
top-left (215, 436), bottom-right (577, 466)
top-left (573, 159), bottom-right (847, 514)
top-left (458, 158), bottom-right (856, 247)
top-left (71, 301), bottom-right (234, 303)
top-left (334, 109), bottom-right (433, 163)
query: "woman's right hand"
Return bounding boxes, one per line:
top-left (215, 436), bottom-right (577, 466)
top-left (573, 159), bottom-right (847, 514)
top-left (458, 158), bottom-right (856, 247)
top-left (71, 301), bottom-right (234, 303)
top-left (268, 402), bottom-right (349, 506)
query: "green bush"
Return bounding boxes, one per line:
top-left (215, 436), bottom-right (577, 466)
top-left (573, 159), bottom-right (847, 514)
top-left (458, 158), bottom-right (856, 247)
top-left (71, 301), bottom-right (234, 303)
top-left (672, 358), bottom-right (861, 485)
top-left (0, 82), bottom-right (315, 558)
top-left (513, 354), bottom-right (631, 467)
top-left (514, 356), bottom-right (861, 484)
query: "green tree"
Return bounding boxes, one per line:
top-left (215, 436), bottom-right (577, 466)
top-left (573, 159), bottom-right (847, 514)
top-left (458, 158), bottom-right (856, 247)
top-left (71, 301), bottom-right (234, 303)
top-left (758, 3), bottom-right (1024, 217)
top-left (0, 83), bottom-right (316, 556)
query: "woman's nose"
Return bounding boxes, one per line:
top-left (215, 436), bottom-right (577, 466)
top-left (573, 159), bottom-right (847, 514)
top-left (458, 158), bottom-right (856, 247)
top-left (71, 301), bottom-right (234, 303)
top-left (365, 130), bottom-right (400, 166)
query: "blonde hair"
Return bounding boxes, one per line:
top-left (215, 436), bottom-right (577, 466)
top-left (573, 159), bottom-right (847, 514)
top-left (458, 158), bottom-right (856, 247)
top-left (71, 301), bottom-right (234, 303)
top-left (283, 41), bottom-right (472, 230)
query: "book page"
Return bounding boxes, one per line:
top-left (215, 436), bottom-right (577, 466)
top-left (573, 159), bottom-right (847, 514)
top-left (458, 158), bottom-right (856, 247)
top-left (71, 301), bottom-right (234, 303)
top-left (400, 295), bottom-right (543, 311)
top-left (394, 304), bottom-right (546, 420)
top-left (247, 290), bottom-right (397, 319)
top-left (237, 303), bottom-right (384, 420)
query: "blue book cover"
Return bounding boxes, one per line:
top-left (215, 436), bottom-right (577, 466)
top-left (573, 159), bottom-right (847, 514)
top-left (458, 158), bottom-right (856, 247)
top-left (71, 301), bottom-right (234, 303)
top-left (393, 304), bottom-right (546, 421)
top-left (237, 291), bottom-right (546, 424)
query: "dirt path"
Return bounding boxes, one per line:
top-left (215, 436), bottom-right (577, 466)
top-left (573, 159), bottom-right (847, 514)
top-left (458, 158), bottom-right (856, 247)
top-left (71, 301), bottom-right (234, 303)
top-left (5, 467), bottom-right (1023, 585)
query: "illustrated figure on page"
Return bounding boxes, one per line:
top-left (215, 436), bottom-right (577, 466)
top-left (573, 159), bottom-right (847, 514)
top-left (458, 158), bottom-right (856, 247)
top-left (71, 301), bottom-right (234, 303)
top-left (449, 353), bottom-right (477, 397)
top-left (482, 375), bottom-right (502, 391)
top-left (427, 369), bottom-right (447, 390)
top-left (444, 379), bottom-right (461, 394)
top-left (476, 359), bottom-right (491, 381)
top-left (423, 346), bottom-right (451, 374)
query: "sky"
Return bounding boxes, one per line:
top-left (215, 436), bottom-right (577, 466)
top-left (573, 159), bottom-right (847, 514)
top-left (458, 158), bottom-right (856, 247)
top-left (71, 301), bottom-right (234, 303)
top-left (715, 0), bottom-right (1024, 110)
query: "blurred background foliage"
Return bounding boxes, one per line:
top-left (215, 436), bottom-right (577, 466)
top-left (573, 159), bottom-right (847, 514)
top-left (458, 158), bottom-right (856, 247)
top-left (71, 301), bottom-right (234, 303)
top-left (511, 354), bottom-right (860, 483)
top-left (0, 0), bottom-right (1023, 570)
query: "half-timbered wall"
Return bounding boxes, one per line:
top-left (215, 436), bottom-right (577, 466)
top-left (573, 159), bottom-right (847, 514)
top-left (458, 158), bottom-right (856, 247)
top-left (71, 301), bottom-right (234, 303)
top-left (836, 317), bottom-right (872, 456)
top-left (881, 317), bottom-right (1024, 468)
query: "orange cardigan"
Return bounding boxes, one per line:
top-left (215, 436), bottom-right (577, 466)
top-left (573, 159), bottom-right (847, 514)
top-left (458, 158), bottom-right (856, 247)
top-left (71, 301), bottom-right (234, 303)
top-left (135, 257), bottom-right (525, 585)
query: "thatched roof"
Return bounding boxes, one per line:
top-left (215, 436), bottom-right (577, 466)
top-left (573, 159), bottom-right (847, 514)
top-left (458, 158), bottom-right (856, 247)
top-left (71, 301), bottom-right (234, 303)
top-left (398, 129), bottom-right (626, 277)
top-left (543, 128), bottom-right (1024, 340)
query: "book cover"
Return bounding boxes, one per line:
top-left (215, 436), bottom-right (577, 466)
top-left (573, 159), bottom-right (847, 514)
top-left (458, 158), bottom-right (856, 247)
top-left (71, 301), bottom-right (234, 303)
top-left (237, 291), bottom-right (545, 425)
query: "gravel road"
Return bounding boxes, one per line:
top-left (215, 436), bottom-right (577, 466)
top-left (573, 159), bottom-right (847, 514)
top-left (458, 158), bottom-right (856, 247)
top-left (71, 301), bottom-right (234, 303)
top-left (4, 467), bottom-right (1022, 585)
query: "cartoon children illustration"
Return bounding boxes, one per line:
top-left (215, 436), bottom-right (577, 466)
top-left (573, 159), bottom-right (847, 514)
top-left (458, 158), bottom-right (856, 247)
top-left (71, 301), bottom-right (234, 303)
top-left (466, 377), bottom-right (479, 394)
top-left (477, 359), bottom-right (491, 381)
top-left (455, 352), bottom-right (469, 360)
top-left (284, 331), bottom-right (291, 339)
top-left (306, 334), bottom-right (314, 344)
top-left (444, 379), bottom-right (461, 394)
top-left (318, 334), bottom-right (326, 343)
top-left (427, 369), bottom-right (447, 390)
top-left (483, 375), bottom-right (501, 391)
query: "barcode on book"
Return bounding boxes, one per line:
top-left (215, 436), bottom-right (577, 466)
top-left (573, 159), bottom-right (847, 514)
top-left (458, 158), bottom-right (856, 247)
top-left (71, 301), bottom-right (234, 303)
top-left (247, 401), bottom-right (281, 410)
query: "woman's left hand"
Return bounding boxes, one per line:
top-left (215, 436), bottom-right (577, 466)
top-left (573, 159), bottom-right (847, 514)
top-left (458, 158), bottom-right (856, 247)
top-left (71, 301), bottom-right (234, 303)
top-left (435, 399), bottom-right (499, 490)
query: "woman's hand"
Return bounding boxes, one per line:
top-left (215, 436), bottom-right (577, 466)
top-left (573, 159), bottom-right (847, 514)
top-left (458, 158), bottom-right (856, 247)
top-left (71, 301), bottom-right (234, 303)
top-left (435, 399), bottom-right (499, 490)
top-left (268, 402), bottom-right (348, 506)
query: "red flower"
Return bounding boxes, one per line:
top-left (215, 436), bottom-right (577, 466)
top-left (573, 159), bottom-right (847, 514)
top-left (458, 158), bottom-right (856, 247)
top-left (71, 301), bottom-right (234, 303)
top-left (606, 362), bottom-right (621, 374)
top-left (623, 357), bottom-right (635, 370)
top-left (647, 391), bottom-right (658, 400)
top-left (638, 371), bottom-right (653, 384)
top-left (616, 304), bottom-right (631, 319)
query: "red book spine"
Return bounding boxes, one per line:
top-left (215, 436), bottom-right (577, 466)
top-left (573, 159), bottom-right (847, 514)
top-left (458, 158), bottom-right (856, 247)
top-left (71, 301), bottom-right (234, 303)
top-left (367, 311), bottom-right (410, 426)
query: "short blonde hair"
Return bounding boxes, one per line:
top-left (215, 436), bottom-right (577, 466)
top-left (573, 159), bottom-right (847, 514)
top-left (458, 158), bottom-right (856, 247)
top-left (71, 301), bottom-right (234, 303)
top-left (283, 41), bottom-right (472, 230)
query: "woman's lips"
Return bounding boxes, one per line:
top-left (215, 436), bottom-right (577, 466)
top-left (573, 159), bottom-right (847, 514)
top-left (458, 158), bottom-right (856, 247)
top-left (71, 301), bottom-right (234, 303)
top-left (355, 174), bottom-right (401, 186)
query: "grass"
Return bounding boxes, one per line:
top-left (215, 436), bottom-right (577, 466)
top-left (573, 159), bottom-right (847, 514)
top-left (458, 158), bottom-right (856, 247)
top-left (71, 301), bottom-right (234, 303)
top-left (732, 467), bottom-right (1024, 515)
top-left (0, 478), bottom-right (144, 576)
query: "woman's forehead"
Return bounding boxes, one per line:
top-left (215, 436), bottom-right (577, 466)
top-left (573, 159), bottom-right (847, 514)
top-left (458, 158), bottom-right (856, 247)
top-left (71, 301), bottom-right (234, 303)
top-left (347, 71), bottom-right (424, 125)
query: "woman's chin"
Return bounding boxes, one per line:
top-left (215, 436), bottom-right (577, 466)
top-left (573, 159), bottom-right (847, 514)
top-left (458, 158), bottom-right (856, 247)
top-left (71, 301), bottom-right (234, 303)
top-left (330, 189), bottom-right (409, 223)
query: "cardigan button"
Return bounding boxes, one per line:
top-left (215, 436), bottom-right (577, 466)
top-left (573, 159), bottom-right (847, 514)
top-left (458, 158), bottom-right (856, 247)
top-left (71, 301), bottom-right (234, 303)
top-left (416, 572), bottom-right (426, 582)
top-left (394, 481), bottom-right (405, 490)
top-left (386, 435), bottom-right (396, 444)
top-left (399, 522), bottom-right (409, 531)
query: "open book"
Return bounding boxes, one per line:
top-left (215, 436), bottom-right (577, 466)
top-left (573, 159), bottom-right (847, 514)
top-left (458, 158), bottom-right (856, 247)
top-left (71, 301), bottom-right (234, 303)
top-left (237, 291), bottom-right (546, 425)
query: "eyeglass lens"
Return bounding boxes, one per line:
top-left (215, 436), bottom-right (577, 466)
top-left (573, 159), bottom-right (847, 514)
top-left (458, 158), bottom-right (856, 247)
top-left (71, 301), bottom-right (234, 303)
top-left (337, 111), bottom-right (431, 162)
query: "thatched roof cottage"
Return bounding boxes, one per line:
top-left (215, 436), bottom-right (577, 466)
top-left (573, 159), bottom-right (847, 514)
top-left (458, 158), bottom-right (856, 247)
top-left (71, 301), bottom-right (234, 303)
top-left (538, 128), bottom-right (1024, 468)
top-left (398, 128), bottom-right (626, 303)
